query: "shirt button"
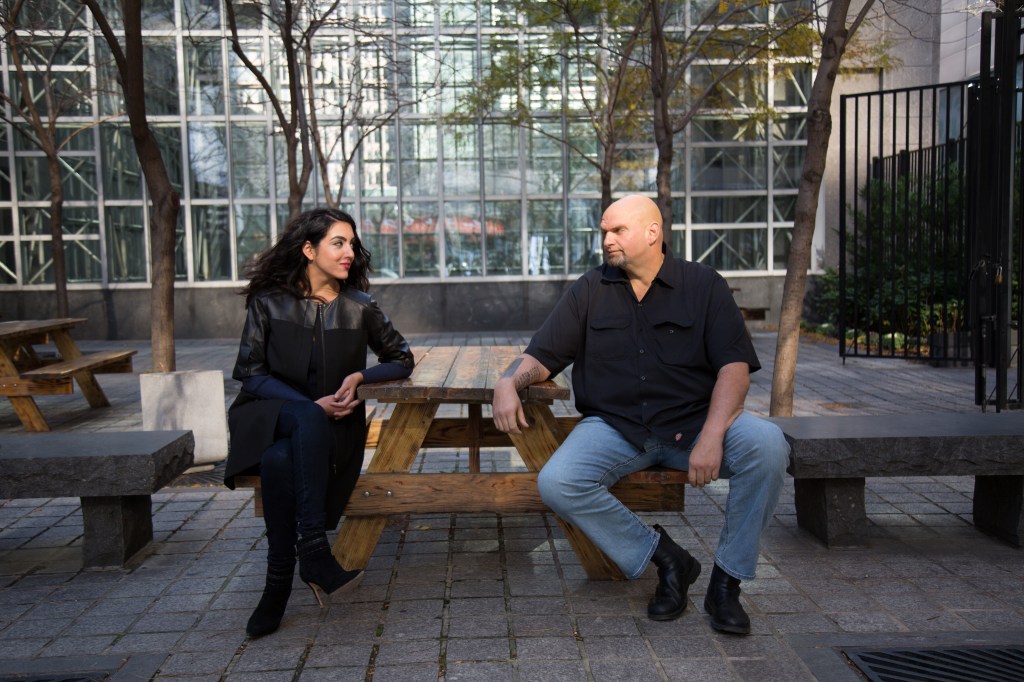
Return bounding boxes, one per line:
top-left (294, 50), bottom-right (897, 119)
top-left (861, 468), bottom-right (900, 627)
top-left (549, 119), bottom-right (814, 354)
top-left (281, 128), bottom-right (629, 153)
top-left (668, 329), bottom-right (674, 334)
top-left (641, 376), bottom-right (646, 381)
top-left (642, 401), bottom-right (648, 406)
top-left (639, 349), bottom-right (645, 354)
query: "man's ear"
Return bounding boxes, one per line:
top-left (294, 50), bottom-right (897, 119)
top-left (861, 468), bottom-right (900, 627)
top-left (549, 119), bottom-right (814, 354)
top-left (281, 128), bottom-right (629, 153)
top-left (647, 222), bottom-right (662, 246)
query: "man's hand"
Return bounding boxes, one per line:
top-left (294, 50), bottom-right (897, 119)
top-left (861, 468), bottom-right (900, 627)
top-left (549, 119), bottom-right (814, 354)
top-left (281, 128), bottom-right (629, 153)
top-left (491, 354), bottom-right (550, 435)
top-left (493, 378), bottom-right (530, 434)
top-left (687, 436), bottom-right (723, 487)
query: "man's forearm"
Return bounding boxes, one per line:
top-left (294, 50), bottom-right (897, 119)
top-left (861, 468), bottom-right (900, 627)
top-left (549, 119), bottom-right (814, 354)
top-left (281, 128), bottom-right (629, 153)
top-left (701, 362), bottom-right (750, 439)
top-left (499, 354), bottom-right (551, 391)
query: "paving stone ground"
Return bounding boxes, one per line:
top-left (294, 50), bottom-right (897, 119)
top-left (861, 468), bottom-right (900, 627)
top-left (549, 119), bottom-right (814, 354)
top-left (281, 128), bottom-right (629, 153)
top-left (0, 331), bottom-right (1021, 681)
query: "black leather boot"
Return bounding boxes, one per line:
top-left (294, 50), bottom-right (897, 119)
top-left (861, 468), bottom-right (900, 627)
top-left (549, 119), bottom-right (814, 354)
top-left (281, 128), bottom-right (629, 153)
top-left (647, 525), bottom-right (702, 621)
top-left (296, 533), bottom-right (363, 607)
top-left (246, 565), bottom-right (293, 638)
top-left (703, 563), bottom-right (751, 634)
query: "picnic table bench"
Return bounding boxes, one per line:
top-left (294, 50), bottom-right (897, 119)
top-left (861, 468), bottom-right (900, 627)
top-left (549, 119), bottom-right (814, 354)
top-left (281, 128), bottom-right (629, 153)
top-left (0, 430), bottom-right (195, 566)
top-left (0, 318), bottom-right (137, 431)
top-left (771, 412), bottom-right (1024, 547)
top-left (238, 346), bottom-right (687, 581)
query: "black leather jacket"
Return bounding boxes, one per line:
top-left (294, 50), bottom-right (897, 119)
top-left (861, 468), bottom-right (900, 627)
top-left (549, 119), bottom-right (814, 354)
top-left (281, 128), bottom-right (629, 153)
top-left (225, 287), bottom-right (413, 528)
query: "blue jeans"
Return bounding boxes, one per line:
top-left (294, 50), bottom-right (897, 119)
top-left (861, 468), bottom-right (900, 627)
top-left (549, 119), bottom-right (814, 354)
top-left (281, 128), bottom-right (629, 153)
top-left (536, 413), bottom-right (789, 581)
top-left (260, 401), bottom-right (333, 569)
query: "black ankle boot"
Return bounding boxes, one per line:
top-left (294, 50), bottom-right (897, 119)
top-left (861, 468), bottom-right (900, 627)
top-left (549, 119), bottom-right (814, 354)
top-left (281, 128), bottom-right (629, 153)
top-left (703, 563), bottom-right (750, 634)
top-left (296, 533), bottom-right (363, 607)
top-left (647, 525), bottom-right (702, 621)
top-left (246, 566), bottom-right (293, 637)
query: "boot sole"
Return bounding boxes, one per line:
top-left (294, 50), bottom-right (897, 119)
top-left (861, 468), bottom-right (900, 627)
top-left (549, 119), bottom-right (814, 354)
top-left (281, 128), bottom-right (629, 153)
top-left (647, 560), bottom-right (702, 621)
top-left (703, 596), bottom-right (751, 634)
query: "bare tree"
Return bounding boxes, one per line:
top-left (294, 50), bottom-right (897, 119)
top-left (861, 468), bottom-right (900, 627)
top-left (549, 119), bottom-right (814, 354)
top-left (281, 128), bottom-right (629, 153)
top-left (769, 0), bottom-right (876, 416)
top-left (83, 0), bottom-right (180, 372)
top-left (0, 1), bottom-right (95, 317)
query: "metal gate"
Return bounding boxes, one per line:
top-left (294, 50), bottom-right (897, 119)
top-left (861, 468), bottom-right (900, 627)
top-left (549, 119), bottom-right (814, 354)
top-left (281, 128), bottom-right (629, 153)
top-left (838, 3), bottom-right (1022, 411)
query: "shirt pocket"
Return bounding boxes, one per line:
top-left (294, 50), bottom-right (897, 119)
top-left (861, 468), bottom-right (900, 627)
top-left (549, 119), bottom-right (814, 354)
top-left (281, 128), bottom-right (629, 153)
top-left (587, 315), bottom-right (632, 359)
top-left (650, 317), bottom-right (706, 368)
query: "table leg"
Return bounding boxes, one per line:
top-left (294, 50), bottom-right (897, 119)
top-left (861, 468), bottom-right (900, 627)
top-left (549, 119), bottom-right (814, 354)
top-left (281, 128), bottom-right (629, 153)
top-left (50, 330), bottom-right (110, 408)
top-left (0, 348), bottom-right (50, 431)
top-left (468, 403), bottom-right (481, 472)
top-left (334, 401), bottom-right (439, 569)
top-left (510, 403), bottom-right (625, 580)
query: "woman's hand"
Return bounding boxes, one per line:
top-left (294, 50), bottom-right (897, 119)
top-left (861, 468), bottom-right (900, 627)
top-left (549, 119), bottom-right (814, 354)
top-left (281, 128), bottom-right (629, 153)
top-left (315, 372), bottom-right (364, 420)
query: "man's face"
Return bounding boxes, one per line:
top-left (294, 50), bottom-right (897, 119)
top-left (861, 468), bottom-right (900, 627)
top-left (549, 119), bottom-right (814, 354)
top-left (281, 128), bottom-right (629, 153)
top-left (600, 203), bottom-right (645, 270)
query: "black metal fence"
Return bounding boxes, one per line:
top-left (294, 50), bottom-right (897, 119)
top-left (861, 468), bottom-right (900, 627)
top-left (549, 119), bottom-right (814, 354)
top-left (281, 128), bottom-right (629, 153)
top-left (838, 81), bottom-right (974, 363)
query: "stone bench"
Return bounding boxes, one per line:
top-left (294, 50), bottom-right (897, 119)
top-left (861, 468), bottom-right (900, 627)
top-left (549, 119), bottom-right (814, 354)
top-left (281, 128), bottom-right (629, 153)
top-left (770, 413), bottom-right (1024, 547)
top-left (0, 430), bottom-right (195, 566)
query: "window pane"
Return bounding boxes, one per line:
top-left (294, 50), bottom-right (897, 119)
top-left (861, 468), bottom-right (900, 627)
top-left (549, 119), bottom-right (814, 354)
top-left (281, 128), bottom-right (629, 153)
top-left (773, 144), bottom-right (805, 189)
top-left (612, 147), bottom-right (657, 192)
top-left (691, 196), bottom-right (766, 223)
top-left (691, 116), bottom-right (767, 143)
top-left (231, 203), bottom-right (267, 279)
top-left (400, 37), bottom-right (438, 114)
top-left (17, 157), bottom-right (98, 202)
top-left (485, 200), bottom-right (521, 275)
top-left (361, 202), bottom-right (400, 278)
top-left (229, 38), bottom-right (267, 115)
top-left (527, 200), bottom-right (562, 275)
top-left (483, 123), bottom-right (520, 195)
top-left (396, 0), bottom-right (435, 26)
top-left (528, 122), bottom-right (565, 194)
top-left (568, 198), bottom-right (601, 273)
top-left (774, 195), bottom-right (797, 222)
top-left (106, 206), bottom-right (147, 282)
top-left (691, 146), bottom-right (767, 190)
top-left (400, 123), bottom-right (438, 196)
top-left (444, 201), bottom-right (483, 276)
top-left (144, 39), bottom-right (179, 115)
top-left (185, 39), bottom-right (225, 115)
top-left (774, 64), bottom-right (811, 107)
top-left (21, 238), bottom-right (100, 284)
top-left (690, 64), bottom-right (765, 109)
top-left (152, 124), bottom-right (185, 194)
top-left (773, 115), bottom-right (807, 140)
top-left (183, 0), bottom-right (221, 29)
top-left (193, 205), bottom-right (231, 281)
top-left (440, 37), bottom-right (477, 114)
top-left (141, 0), bottom-right (175, 28)
top-left (689, 228), bottom-right (767, 271)
top-left (443, 126), bottom-right (479, 196)
top-left (190, 123), bottom-right (228, 199)
top-left (774, 227), bottom-right (792, 269)
top-left (101, 124), bottom-right (144, 200)
top-left (232, 124), bottom-right (270, 198)
top-left (360, 124), bottom-right (398, 197)
top-left (402, 202), bottom-right (440, 276)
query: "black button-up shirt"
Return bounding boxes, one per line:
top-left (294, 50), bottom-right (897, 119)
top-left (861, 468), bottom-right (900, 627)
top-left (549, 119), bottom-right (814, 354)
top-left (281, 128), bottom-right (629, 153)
top-left (525, 248), bottom-right (760, 449)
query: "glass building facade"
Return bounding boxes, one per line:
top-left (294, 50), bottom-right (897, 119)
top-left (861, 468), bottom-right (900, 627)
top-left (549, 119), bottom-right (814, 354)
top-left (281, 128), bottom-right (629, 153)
top-left (0, 0), bottom-right (814, 322)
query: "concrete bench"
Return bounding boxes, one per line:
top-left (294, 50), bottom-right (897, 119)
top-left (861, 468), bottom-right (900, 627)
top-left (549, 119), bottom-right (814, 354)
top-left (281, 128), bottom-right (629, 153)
top-left (0, 430), bottom-right (195, 566)
top-left (770, 413), bottom-right (1024, 547)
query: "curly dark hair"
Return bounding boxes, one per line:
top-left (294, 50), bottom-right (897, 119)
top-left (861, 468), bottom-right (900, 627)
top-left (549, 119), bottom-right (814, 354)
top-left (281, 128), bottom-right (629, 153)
top-left (240, 208), bottom-right (372, 305)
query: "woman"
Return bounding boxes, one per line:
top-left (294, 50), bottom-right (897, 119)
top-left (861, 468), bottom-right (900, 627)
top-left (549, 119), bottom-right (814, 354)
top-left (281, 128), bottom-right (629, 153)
top-left (224, 208), bottom-right (414, 638)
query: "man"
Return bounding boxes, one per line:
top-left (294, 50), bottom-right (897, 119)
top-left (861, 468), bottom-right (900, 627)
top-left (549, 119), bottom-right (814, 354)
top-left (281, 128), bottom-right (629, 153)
top-left (492, 194), bottom-right (789, 634)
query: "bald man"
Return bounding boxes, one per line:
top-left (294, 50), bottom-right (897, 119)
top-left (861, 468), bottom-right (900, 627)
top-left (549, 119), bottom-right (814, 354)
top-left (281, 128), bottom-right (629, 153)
top-left (493, 195), bottom-right (789, 634)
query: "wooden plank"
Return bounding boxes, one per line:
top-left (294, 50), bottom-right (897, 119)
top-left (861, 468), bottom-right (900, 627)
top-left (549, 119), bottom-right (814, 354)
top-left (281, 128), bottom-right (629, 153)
top-left (47, 330), bottom-right (110, 408)
top-left (0, 344), bottom-right (52, 431)
top-left (0, 376), bottom-right (74, 396)
top-left (0, 318), bottom-right (86, 342)
top-left (21, 349), bottom-right (137, 379)
top-left (364, 415), bottom-right (581, 449)
top-left (358, 346), bottom-right (460, 402)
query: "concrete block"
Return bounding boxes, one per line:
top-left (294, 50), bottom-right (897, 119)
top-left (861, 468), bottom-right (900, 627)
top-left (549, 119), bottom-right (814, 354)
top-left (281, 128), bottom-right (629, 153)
top-left (141, 370), bottom-right (227, 472)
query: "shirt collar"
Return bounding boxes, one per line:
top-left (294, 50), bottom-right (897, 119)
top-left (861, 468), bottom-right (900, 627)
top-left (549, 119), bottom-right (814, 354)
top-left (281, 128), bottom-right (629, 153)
top-left (600, 242), bottom-right (680, 289)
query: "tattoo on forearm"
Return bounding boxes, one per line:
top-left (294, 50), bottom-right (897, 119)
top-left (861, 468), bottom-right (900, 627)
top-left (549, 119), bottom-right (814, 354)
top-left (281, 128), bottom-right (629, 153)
top-left (514, 367), bottom-right (542, 391)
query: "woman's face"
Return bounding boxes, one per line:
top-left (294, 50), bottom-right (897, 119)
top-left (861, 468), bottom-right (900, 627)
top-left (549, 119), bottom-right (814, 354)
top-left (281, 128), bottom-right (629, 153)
top-left (303, 220), bottom-right (357, 285)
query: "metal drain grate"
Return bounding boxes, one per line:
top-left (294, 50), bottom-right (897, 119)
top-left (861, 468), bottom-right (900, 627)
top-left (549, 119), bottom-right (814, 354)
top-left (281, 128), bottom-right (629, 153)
top-left (0, 674), bottom-right (110, 682)
top-left (844, 646), bottom-right (1024, 682)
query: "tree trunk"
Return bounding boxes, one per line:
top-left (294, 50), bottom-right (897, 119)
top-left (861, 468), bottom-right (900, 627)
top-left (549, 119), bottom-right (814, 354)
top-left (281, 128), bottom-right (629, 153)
top-left (121, 0), bottom-right (180, 372)
top-left (769, 0), bottom-right (855, 416)
top-left (649, 1), bottom-right (673, 236)
top-left (47, 156), bottom-right (69, 318)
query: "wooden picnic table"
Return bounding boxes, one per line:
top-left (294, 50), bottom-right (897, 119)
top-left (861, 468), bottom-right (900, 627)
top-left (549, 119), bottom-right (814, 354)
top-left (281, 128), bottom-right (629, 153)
top-left (0, 318), bottom-right (136, 432)
top-left (331, 345), bottom-right (686, 581)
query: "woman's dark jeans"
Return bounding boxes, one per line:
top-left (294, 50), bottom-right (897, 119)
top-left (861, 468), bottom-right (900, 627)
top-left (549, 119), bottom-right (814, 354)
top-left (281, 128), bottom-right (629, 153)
top-left (259, 401), bottom-right (333, 570)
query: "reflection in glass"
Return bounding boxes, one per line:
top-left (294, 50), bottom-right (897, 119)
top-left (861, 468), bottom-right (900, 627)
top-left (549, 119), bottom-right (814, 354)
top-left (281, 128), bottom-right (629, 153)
top-left (444, 200), bottom-right (482, 276)
top-left (400, 123), bottom-right (439, 196)
top-left (235, 204), bottom-right (270, 277)
top-left (361, 202), bottom-right (401, 277)
top-left (185, 39), bottom-right (225, 116)
top-left (401, 202), bottom-right (440, 276)
top-left (568, 199), bottom-right (601, 273)
top-left (360, 125), bottom-right (397, 197)
top-left (232, 124), bottom-right (270, 198)
top-left (773, 195), bottom-right (797, 222)
top-left (483, 124), bottom-right (519, 195)
top-left (773, 144), bottom-right (805, 189)
top-left (528, 122), bottom-right (565, 194)
top-left (774, 227), bottom-right (792, 270)
top-left (144, 39), bottom-right (179, 115)
top-left (101, 125), bottom-right (144, 201)
top-left (21, 236), bottom-right (101, 284)
top-left (193, 205), bottom-right (231, 281)
top-left (691, 146), bottom-right (767, 190)
top-left (443, 126), bottom-right (479, 196)
top-left (690, 228), bottom-right (767, 271)
top-left (228, 38), bottom-right (267, 115)
top-left (485, 200), bottom-right (521, 275)
top-left (106, 206), bottom-right (147, 282)
top-left (692, 196), bottom-right (766, 223)
top-left (190, 123), bottom-right (229, 199)
top-left (528, 200), bottom-right (562, 275)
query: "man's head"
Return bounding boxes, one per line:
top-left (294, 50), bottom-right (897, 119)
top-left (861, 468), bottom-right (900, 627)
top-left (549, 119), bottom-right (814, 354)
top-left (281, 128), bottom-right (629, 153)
top-left (600, 195), bottom-right (663, 275)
